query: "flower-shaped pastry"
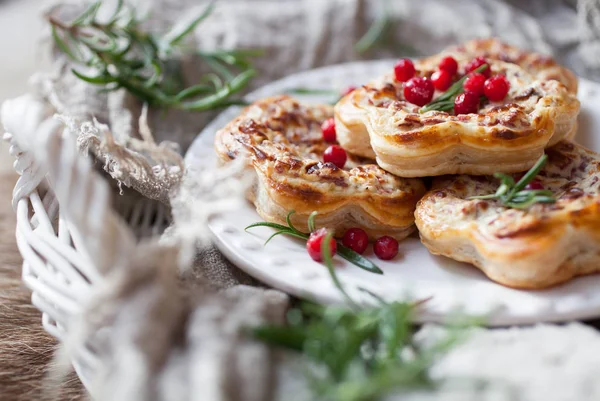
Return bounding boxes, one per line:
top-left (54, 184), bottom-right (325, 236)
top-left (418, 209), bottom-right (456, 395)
top-left (334, 39), bottom-right (580, 177)
top-left (215, 96), bottom-right (426, 239)
top-left (415, 141), bottom-right (600, 289)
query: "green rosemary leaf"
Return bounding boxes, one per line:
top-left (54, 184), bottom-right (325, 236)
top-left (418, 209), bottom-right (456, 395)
top-left (202, 72), bottom-right (225, 90)
top-left (506, 195), bottom-right (555, 209)
top-left (245, 223), bottom-right (309, 245)
top-left (143, 61), bottom-right (163, 89)
top-left (285, 87), bottom-right (340, 97)
top-left (173, 83), bottom-right (214, 101)
top-left (179, 69), bottom-right (256, 111)
top-left (263, 230), bottom-right (289, 246)
top-left (355, 16), bottom-right (390, 54)
top-left (107, 0), bottom-right (125, 25)
top-left (245, 221), bottom-right (297, 232)
top-left (512, 154), bottom-right (548, 193)
top-left (430, 102), bottom-right (455, 112)
top-left (355, 0), bottom-right (391, 53)
top-left (252, 325), bottom-right (306, 351)
top-left (337, 245), bottom-right (384, 275)
top-left (307, 211), bottom-right (318, 233)
top-left (468, 192), bottom-right (501, 201)
top-left (80, 32), bottom-right (118, 53)
top-left (358, 287), bottom-right (389, 305)
top-left (71, 1), bottom-right (101, 26)
top-left (215, 48), bottom-right (266, 60)
top-left (378, 302), bottom-right (412, 359)
top-left (164, 1), bottom-right (215, 48)
top-left (322, 231), bottom-right (359, 309)
top-left (513, 189), bottom-right (554, 198)
top-left (71, 69), bottom-right (116, 84)
top-left (211, 98), bottom-right (251, 108)
top-left (200, 54), bottom-right (236, 81)
top-left (493, 172), bottom-right (516, 188)
top-left (281, 231), bottom-right (312, 241)
top-left (534, 196), bottom-right (556, 203)
top-left (285, 210), bottom-right (301, 235)
top-left (115, 76), bottom-right (168, 105)
top-left (51, 26), bottom-right (81, 63)
top-left (113, 35), bottom-right (132, 57)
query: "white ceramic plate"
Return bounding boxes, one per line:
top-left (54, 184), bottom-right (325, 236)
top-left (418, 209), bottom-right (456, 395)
top-left (186, 60), bottom-right (600, 326)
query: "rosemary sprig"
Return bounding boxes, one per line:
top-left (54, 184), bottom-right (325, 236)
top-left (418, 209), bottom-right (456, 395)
top-left (419, 64), bottom-right (487, 113)
top-left (48, 1), bottom-right (259, 111)
top-left (285, 88), bottom-right (342, 97)
top-left (245, 210), bottom-right (383, 274)
top-left (284, 87), bottom-right (346, 106)
top-left (253, 238), bottom-right (475, 401)
top-left (355, 0), bottom-right (391, 54)
top-left (469, 154), bottom-right (556, 209)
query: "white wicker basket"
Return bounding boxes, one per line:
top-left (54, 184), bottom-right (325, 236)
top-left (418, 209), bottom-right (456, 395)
top-left (3, 96), bottom-right (170, 389)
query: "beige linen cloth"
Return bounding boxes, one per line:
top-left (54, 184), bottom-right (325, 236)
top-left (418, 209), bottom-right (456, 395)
top-left (6, 0), bottom-right (600, 400)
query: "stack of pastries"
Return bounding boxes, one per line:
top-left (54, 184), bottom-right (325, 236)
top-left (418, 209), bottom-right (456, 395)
top-left (215, 38), bottom-right (600, 289)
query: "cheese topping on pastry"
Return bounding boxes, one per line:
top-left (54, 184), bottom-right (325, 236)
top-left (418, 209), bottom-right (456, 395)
top-left (334, 38), bottom-right (580, 177)
top-left (415, 141), bottom-right (600, 289)
top-left (215, 96), bottom-right (426, 239)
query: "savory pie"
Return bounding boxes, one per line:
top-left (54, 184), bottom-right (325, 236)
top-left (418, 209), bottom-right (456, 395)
top-left (415, 141), bottom-right (600, 289)
top-left (214, 96), bottom-right (426, 239)
top-left (334, 38), bottom-right (580, 177)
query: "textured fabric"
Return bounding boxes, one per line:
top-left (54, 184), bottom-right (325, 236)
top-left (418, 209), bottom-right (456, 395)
top-left (4, 1), bottom-right (600, 401)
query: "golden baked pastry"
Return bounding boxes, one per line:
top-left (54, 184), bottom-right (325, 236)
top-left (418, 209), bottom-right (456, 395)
top-left (415, 141), bottom-right (600, 289)
top-left (334, 38), bottom-right (580, 177)
top-left (214, 96), bottom-right (426, 239)
top-left (446, 38), bottom-right (578, 94)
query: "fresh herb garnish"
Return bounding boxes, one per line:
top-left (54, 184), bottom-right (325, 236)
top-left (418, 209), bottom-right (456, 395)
top-left (419, 64), bottom-right (487, 113)
top-left (285, 88), bottom-right (342, 97)
top-left (245, 210), bottom-right (383, 274)
top-left (355, 0), bottom-right (391, 54)
top-left (48, 1), bottom-right (259, 111)
top-left (254, 235), bottom-right (476, 401)
top-left (469, 154), bottom-right (556, 208)
top-left (284, 87), bottom-right (344, 105)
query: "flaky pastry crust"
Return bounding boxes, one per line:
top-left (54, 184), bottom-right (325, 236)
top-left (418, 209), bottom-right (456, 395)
top-left (415, 141), bottom-right (600, 289)
top-left (335, 38), bottom-right (580, 177)
top-left (214, 96), bottom-right (426, 239)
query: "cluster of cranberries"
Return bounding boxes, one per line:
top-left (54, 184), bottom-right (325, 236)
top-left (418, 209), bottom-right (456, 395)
top-left (394, 56), bottom-right (511, 114)
top-left (307, 227), bottom-right (399, 262)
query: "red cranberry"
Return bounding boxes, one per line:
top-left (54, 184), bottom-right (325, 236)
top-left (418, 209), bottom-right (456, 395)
top-left (394, 59), bottom-right (415, 82)
top-left (306, 228), bottom-right (337, 262)
top-left (464, 56), bottom-right (491, 78)
top-left (341, 86), bottom-right (357, 96)
top-left (463, 73), bottom-right (486, 96)
top-left (454, 92), bottom-right (480, 115)
top-left (321, 118), bottom-right (337, 143)
top-left (525, 180), bottom-right (544, 190)
top-left (431, 69), bottom-right (452, 91)
top-left (484, 75), bottom-right (510, 101)
top-left (403, 77), bottom-right (434, 106)
top-left (438, 56), bottom-right (458, 75)
top-left (323, 145), bottom-right (347, 168)
top-left (373, 236), bottom-right (399, 260)
top-left (342, 228), bottom-right (369, 254)
top-left (454, 92), bottom-right (479, 115)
